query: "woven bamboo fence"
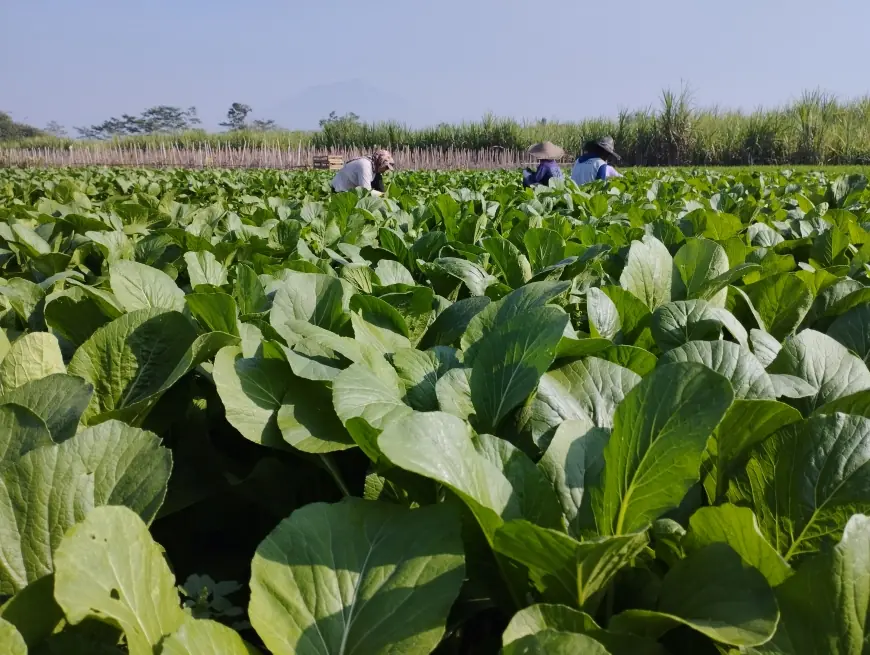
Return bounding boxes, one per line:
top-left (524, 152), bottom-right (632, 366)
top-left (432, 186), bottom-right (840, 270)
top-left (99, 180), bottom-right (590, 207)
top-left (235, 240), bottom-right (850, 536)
top-left (0, 144), bottom-right (570, 170)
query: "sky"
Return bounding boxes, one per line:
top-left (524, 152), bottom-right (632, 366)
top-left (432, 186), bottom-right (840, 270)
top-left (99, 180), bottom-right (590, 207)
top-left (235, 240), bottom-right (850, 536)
top-left (3, 0), bottom-right (870, 133)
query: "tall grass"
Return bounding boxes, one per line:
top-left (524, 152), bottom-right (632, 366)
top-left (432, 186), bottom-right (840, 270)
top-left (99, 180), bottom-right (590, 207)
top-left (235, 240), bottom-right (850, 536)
top-left (6, 88), bottom-right (870, 166)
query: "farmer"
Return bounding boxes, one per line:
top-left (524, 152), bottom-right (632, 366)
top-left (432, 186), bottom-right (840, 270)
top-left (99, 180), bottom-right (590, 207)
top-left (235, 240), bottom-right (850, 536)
top-left (570, 136), bottom-right (623, 185)
top-left (522, 142), bottom-right (565, 187)
top-left (331, 149), bottom-right (395, 193)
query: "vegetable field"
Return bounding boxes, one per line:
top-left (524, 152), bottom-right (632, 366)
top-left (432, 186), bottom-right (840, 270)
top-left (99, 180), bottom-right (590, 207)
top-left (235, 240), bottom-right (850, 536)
top-left (1, 165), bottom-right (870, 654)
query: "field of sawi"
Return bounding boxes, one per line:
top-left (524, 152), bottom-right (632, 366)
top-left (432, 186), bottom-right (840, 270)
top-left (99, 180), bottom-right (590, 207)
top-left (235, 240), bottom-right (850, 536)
top-left (1, 165), bottom-right (870, 654)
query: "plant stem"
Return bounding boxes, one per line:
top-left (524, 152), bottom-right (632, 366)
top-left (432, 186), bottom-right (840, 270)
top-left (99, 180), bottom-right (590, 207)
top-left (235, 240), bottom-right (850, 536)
top-left (320, 454), bottom-right (351, 497)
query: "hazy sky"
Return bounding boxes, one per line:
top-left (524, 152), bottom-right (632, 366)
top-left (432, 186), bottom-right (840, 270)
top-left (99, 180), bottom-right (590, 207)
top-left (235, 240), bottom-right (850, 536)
top-left (4, 0), bottom-right (870, 132)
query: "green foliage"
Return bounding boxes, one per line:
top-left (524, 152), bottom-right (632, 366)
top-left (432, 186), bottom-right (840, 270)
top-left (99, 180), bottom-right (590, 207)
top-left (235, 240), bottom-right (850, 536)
top-left (1, 164), bottom-right (870, 653)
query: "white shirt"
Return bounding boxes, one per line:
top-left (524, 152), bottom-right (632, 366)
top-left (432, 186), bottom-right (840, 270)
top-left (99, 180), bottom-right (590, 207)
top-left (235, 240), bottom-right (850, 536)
top-left (331, 158), bottom-right (374, 192)
top-left (570, 157), bottom-right (622, 185)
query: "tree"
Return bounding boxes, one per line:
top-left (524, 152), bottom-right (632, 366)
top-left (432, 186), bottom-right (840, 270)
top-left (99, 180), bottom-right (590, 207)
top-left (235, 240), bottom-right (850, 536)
top-left (219, 103), bottom-right (252, 131)
top-left (319, 111), bottom-right (360, 128)
top-left (250, 119), bottom-right (280, 131)
top-left (44, 121), bottom-right (68, 137)
top-left (0, 112), bottom-right (43, 141)
top-left (74, 106), bottom-right (201, 139)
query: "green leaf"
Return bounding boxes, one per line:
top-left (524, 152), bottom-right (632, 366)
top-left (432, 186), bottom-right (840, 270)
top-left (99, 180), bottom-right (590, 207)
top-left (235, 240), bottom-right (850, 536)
top-left (674, 237), bottom-right (730, 306)
top-left (767, 329), bottom-right (870, 414)
top-left (249, 499), bottom-right (465, 655)
top-left (350, 295), bottom-right (411, 354)
top-left (683, 504), bottom-right (792, 586)
top-left (435, 367), bottom-right (475, 421)
top-left (269, 271), bottom-right (352, 334)
top-left (727, 412), bottom-right (870, 560)
top-left (651, 300), bottom-right (747, 351)
top-left (185, 292), bottom-right (240, 336)
top-left (494, 520), bottom-right (647, 609)
top-left (619, 235), bottom-right (674, 310)
top-left (503, 630), bottom-right (610, 654)
top-left (0, 333), bottom-right (65, 392)
top-left (591, 362), bottom-right (734, 535)
top-left (591, 346), bottom-right (658, 377)
top-left (379, 412), bottom-right (516, 540)
top-left (749, 328), bottom-right (781, 367)
top-left (659, 341), bottom-right (774, 399)
top-left (213, 346), bottom-right (291, 448)
top-left (0, 404), bottom-right (53, 463)
top-left (587, 287), bottom-right (622, 341)
top-left (53, 506), bottom-right (185, 655)
top-left (610, 543), bottom-right (778, 647)
top-left (743, 273), bottom-right (812, 340)
top-left (600, 287), bottom-right (654, 348)
top-left (828, 304), bottom-right (870, 364)
top-left (277, 377), bottom-right (355, 454)
top-left (184, 250), bottom-right (228, 287)
top-left (333, 356), bottom-right (413, 430)
top-left (418, 297), bottom-right (490, 349)
top-left (392, 347), bottom-right (461, 412)
top-left (421, 257), bottom-right (496, 296)
top-left (502, 604), bottom-right (598, 646)
top-left (109, 259), bottom-right (185, 312)
top-left (768, 514), bottom-right (870, 655)
top-left (44, 288), bottom-right (112, 348)
top-left (483, 236), bottom-right (532, 288)
top-left (162, 617), bottom-right (261, 655)
top-left (0, 617), bottom-right (26, 655)
top-left (470, 306), bottom-right (568, 432)
top-left (67, 309), bottom-right (208, 425)
top-left (233, 263), bottom-right (268, 315)
top-left (524, 228), bottom-right (566, 272)
top-left (0, 574), bottom-right (64, 648)
top-left (0, 419), bottom-right (171, 593)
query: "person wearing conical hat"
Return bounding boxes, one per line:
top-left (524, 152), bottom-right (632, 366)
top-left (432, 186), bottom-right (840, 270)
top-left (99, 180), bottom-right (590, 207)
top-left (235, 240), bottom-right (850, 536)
top-left (522, 142), bottom-right (565, 187)
top-left (570, 136), bottom-right (623, 185)
top-left (331, 149), bottom-right (395, 194)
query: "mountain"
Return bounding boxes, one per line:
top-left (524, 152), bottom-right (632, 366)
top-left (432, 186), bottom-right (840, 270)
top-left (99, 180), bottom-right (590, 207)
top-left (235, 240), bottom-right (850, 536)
top-left (266, 79), bottom-right (420, 130)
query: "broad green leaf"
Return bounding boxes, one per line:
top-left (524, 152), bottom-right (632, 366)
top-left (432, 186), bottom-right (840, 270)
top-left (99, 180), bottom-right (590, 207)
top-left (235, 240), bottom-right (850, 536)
top-left (503, 631), bottom-right (610, 655)
top-left (766, 514), bottom-right (870, 655)
top-left (674, 237), bottom-right (730, 306)
top-left (332, 356), bottom-right (413, 430)
top-left (683, 504), bottom-right (792, 586)
top-left (44, 288), bottom-right (112, 347)
top-left (67, 309), bottom-right (208, 425)
top-left (0, 574), bottom-right (64, 647)
top-left (610, 543), bottom-right (778, 647)
top-left (350, 295), bottom-right (411, 354)
top-left (249, 499), bottom-right (464, 655)
top-left (418, 296), bottom-right (490, 349)
top-left (743, 273), bottom-right (812, 340)
top-left (728, 412), bottom-right (870, 560)
top-left (600, 287), bottom-right (654, 348)
top-left (494, 520), bottom-right (647, 609)
top-left (660, 341), bottom-right (775, 399)
top-left (587, 287), bottom-right (622, 341)
top-left (0, 419), bottom-right (171, 593)
top-left (184, 250), bottom-right (228, 287)
top-left (767, 329), bottom-right (870, 414)
top-left (53, 506), bottom-right (185, 655)
top-left (502, 604), bottom-right (598, 646)
top-left (749, 328), bottom-right (781, 367)
top-left (0, 617), bottom-right (26, 655)
top-left (591, 362), bottom-right (734, 535)
top-left (421, 257), bottom-right (496, 296)
top-left (269, 271), bottom-right (352, 333)
top-left (109, 260), bottom-right (185, 312)
top-left (0, 333), bottom-right (65, 392)
top-left (375, 259), bottom-right (415, 287)
top-left (651, 300), bottom-right (747, 351)
top-left (524, 228), bottom-right (566, 272)
top-left (213, 346), bottom-right (290, 448)
top-left (619, 235), bottom-right (674, 310)
top-left (482, 236), bottom-right (532, 288)
top-left (0, 404), bottom-right (53, 463)
top-left (392, 347), bottom-right (461, 412)
top-left (704, 399), bottom-right (803, 502)
top-left (435, 367), bottom-right (475, 421)
top-left (470, 306), bottom-right (568, 432)
top-left (162, 617), bottom-right (260, 655)
top-left (233, 263), bottom-right (268, 315)
top-left (277, 376), bottom-right (355, 453)
top-left (538, 419), bottom-right (608, 531)
top-left (185, 292), bottom-right (240, 337)
top-left (379, 412), bottom-right (516, 540)
top-left (828, 304), bottom-right (870, 364)
top-left (460, 281), bottom-right (570, 356)
top-left (591, 345), bottom-right (658, 376)
top-left (519, 358), bottom-right (640, 450)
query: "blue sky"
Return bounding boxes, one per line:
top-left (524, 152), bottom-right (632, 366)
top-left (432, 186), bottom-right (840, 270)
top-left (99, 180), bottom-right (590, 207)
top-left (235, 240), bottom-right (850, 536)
top-left (3, 0), bottom-right (869, 132)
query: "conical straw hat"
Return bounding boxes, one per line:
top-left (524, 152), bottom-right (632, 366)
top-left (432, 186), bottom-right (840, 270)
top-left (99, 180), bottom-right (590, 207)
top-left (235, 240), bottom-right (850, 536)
top-left (528, 141), bottom-right (565, 159)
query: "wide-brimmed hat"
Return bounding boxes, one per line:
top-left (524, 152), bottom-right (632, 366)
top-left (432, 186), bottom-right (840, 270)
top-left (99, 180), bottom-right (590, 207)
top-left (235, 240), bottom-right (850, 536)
top-left (528, 141), bottom-right (565, 160)
top-left (586, 136), bottom-right (621, 161)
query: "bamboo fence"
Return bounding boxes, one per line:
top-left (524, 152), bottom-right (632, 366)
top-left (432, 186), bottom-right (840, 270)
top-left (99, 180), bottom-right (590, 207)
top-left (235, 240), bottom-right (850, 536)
top-left (0, 144), bottom-right (562, 170)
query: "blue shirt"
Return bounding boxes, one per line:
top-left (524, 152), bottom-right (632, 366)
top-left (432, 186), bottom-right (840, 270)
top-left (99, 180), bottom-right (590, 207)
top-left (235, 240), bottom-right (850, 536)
top-left (571, 154), bottom-right (621, 184)
top-left (523, 159), bottom-right (563, 187)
